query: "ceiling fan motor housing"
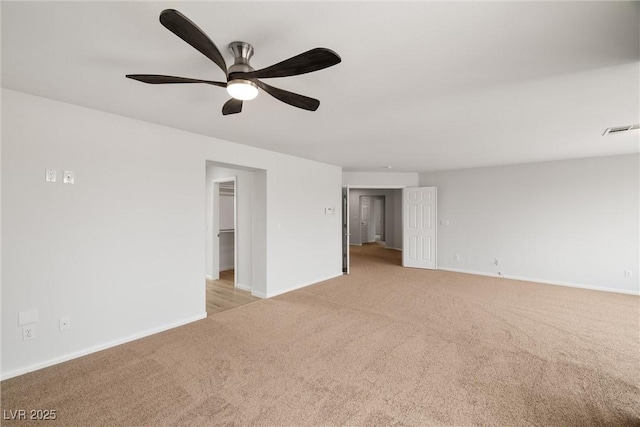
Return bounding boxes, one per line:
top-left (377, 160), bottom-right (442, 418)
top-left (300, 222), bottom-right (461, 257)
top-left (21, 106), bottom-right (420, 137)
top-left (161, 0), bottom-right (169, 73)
top-left (228, 41), bottom-right (254, 72)
top-left (226, 41), bottom-right (258, 99)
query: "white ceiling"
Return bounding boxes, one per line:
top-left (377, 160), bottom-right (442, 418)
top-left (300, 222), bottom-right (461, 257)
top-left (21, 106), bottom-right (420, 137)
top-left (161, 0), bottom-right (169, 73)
top-left (2, 1), bottom-right (638, 172)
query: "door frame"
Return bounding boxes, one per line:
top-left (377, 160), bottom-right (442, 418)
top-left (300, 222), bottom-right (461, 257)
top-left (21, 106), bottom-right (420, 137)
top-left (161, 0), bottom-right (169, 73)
top-left (342, 186), bottom-right (350, 274)
top-left (211, 176), bottom-right (237, 286)
top-left (343, 185), bottom-right (408, 273)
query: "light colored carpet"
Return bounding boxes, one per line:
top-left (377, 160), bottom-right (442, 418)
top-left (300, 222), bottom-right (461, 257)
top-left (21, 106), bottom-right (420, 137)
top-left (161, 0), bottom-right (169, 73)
top-left (2, 244), bottom-right (639, 426)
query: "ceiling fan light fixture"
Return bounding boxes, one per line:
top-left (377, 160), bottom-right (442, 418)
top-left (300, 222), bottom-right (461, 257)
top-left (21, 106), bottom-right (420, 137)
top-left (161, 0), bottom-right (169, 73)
top-left (227, 79), bottom-right (258, 101)
top-left (128, 11), bottom-right (341, 115)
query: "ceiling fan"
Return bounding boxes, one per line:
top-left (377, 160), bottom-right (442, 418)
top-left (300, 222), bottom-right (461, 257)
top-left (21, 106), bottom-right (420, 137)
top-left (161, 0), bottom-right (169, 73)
top-left (126, 9), bottom-right (341, 115)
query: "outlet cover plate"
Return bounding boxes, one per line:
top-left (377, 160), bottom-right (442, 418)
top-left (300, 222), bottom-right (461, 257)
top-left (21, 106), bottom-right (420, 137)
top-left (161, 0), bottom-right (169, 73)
top-left (59, 317), bottom-right (71, 331)
top-left (45, 169), bottom-right (56, 183)
top-left (63, 170), bottom-right (75, 184)
top-left (23, 326), bottom-right (35, 341)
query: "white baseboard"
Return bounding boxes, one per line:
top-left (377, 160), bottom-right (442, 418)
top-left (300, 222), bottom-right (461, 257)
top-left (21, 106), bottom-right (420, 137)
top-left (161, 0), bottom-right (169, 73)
top-left (205, 274), bottom-right (214, 280)
top-left (386, 246), bottom-right (402, 251)
top-left (438, 267), bottom-right (639, 296)
top-left (236, 282), bottom-right (251, 292)
top-left (252, 272), bottom-right (344, 299)
top-left (1, 313), bottom-right (207, 381)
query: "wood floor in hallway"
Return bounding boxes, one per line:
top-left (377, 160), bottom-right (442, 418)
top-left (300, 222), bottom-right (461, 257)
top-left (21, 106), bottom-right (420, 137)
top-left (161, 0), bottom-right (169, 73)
top-left (206, 270), bottom-right (260, 315)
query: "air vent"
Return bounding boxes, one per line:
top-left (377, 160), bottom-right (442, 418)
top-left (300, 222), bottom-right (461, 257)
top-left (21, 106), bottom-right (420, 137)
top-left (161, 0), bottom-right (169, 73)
top-left (602, 124), bottom-right (640, 136)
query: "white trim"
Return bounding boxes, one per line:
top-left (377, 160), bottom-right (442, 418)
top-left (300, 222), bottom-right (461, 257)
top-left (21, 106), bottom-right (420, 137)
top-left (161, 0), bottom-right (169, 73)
top-left (252, 290), bottom-right (267, 298)
top-left (386, 246), bottom-right (402, 251)
top-left (205, 274), bottom-right (214, 280)
top-left (438, 267), bottom-right (639, 296)
top-left (346, 185), bottom-right (407, 189)
top-left (236, 282), bottom-right (251, 292)
top-left (252, 272), bottom-right (344, 299)
top-left (1, 313), bottom-right (207, 380)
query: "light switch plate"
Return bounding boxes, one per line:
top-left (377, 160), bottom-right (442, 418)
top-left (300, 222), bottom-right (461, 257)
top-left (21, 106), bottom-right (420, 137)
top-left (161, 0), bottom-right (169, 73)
top-left (45, 169), bottom-right (57, 183)
top-left (18, 309), bottom-right (39, 325)
top-left (63, 170), bottom-right (75, 184)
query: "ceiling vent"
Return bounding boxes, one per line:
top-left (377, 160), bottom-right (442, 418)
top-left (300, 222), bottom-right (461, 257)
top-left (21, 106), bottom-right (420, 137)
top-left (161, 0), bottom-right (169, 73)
top-left (602, 124), bottom-right (640, 136)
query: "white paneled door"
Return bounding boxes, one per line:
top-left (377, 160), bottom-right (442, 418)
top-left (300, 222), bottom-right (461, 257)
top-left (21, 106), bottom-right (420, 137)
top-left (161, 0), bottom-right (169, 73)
top-left (403, 187), bottom-right (437, 269)
top-left (360, 196), bottom-right (372, 244)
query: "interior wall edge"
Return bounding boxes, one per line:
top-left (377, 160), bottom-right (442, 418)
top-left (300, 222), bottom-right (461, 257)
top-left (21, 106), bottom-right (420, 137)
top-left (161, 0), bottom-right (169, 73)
top-left (252, 272), bottom-right (344, 299)
top-left (235, 283), bottom-right (252, 292)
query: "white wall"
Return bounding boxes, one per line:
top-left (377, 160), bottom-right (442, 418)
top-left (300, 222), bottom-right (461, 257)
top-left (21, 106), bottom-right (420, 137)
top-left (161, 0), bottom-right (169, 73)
top-left (420, 154), bottom-right (639, 294)
top-left (348, 189), bottom-right (402, 250)
top-left (1, 89), bottom-right (342, 379)
top-left (343, 171), bottom-right (418, 187)
top-left (266, 159), bottom-right (343, 297)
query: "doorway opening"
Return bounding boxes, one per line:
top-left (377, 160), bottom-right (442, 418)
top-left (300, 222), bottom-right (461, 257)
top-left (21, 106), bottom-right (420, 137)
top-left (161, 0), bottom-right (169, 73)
top-left (343, 187), bottom-right (404, 274)
top-left (358, 195), bottom-right (386, 244)
top-left (206, 161), bottom-right (267, 315)
top-left (342, 186), bottom-right (437, 274)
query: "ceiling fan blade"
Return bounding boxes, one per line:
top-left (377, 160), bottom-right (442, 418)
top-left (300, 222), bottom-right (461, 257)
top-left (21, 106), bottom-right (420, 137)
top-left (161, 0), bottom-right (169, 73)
top-left (254, 80), bottom-right (320, 111)
top-left (231, 48), bottom-right (341, 80)
top-left (159, 9), bottom-right (227, 75)
top-left (126, 74), bottom-right (226, 87)
top-left (222, 99), bottom-right (243, 115)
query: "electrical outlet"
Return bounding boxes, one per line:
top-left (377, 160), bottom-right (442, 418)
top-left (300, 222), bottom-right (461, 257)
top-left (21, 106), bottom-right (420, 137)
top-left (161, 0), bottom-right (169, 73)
top-left (59, 317), bottom-right (71, 331)
top-left (45, 169), bottom-right (56, 183)
top-left (624, 270), bottom-right (632, 278)
top-left (23, 326), bottom-right (35, 341)
top-left (497, 271), bottom-right (504, 277)
top-left (63, 170), bottom-right (75, 184)
top-left (494, 258), bottom-right (501, 266)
